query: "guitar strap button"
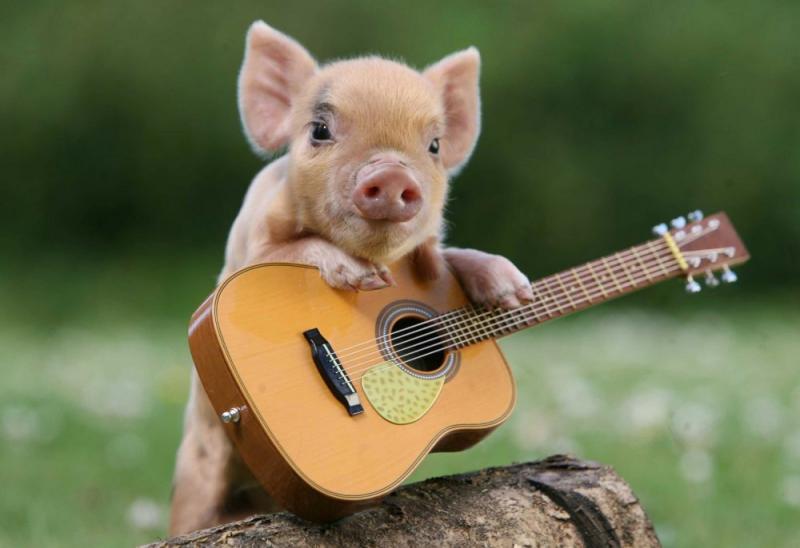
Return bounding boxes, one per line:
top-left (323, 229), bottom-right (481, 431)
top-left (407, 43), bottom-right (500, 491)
top-left (221, 407), bottom-right (242, 423)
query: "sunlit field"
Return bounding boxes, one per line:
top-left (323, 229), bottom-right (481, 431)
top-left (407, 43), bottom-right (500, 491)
top-left (1, 271), bottom-right (798, 546)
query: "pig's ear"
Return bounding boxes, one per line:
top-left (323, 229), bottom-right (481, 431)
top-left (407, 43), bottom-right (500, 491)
top-left (423, 47), bottom-right (481, 173)
top-left (238, 21), bottom-right (318, 155)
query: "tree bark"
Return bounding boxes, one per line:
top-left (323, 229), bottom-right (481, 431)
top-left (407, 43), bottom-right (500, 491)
top-left (145, 455), bottom-right (660, 547)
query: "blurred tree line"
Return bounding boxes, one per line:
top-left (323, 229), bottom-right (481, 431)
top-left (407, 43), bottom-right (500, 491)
top-left (2, 0), bottom-right (798, 289)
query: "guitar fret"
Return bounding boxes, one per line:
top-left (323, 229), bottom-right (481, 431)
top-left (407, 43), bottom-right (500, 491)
top-left (615, 251), bottom-right (637, 288)
top-left (565, 273), bottom-right (587, 307)
top-left (631, 245), bottom-right (653, 282)
top-left (473, 310), bottom-right (490, 342)
top-left (521, 302), bottom-right (536, 326)
top-left (508, 308), bottom-right (523, 333)
top-left (487, 309), bottom-right (504, 336)
top-left (432, 315), bottom-right (452, 350)
top-left (459, 309), bottom-right (477, 346)
top-left (546, 274), bottom-right (572, 314)
top-left (539, 277), bottom-right (563, 318)
top-left (446, 311), bottom-right (467, 348)
top-left (556, 272), bottom-right (577, 310)
top-left (468, 310), bottom-right (484, 343)
top-left (572, 267), bottom-right (593, 303)
top-left (499, 305), bottom-right (518, 333)
top-left (531, 281), bottom-right (557, 318)
top-left (462, 311), bottom-right (477, 343)
top-left (487, 308), bottom-right (501, 339)
top-left (436, 314), bottom-right (453, 347)
top-left (586, 261), bottom-right (608, 298)
top-left (474, 308), bottom-right (491, 342)
top-left (512, 304), bottom-right (529, 330)
top-left (648, 241), bottom-right (670, 277)
top-left (463, 310), bottom-right (479, 345)
top-left (601, 256), bottom-right (624, 293)
top-left (447, 312), bottom-right (462, 347)
top-left (490, 309), bottom-right (505, 338)
top-left (523, 296), bottom-right (543, 325)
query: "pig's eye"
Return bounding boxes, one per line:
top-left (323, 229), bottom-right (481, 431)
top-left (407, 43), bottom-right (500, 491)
top-left (428, 138), bottom-right (440, 155)
top-left (311, 122), bottom-right (332, 142)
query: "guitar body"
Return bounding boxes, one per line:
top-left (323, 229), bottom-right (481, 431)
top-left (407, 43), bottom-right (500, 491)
top-left (189, 257), bottom-right (516, 522)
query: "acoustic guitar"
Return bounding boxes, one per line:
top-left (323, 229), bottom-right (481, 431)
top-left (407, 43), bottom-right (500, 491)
top-left (189, 211), bottom-right (749, 522)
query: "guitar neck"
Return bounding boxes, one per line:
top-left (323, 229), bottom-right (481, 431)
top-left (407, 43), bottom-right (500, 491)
top-left (439, 237), bottom-right (683, 347)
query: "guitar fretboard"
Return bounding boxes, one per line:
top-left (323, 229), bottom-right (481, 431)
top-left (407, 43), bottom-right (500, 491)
top-left (437, 237), bottom-right (681, 348)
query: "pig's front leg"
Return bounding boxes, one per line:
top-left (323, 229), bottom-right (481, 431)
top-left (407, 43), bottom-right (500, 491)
top-left (254, 236), bottom-right (395, 291)
top-left (443, 248), bottom-right (533, 309)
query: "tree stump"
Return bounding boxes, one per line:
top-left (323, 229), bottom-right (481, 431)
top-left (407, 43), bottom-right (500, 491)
top-left (145, 455), bottom-right (660, 547)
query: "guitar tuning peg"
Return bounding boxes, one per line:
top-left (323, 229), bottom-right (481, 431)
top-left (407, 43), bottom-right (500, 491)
top-left (704, 269), bottom-right (720, 288)
top-left (687, 210), bottom-right (704, 222)
top-left (685, 275), bottom-right (702, 294)
top-left (652, 223), bottom-right (669, 236)
top-left (721, 265), bottom-right (738, 283)
top-left (671, 216), bottom-right (687, 229)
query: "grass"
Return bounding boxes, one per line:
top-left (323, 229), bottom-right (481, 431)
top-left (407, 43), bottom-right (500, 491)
top-left (1, 268), bottom-right (798, 546)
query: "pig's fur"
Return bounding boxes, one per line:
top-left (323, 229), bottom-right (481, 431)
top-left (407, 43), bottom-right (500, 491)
top-left (170, 21), bottom-right (533, 535)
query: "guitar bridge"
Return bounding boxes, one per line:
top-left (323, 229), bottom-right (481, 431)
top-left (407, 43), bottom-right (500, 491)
top-left (303, 328), bottom-right (363, 416)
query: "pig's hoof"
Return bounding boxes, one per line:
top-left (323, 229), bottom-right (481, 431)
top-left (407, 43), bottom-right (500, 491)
top-left (319, 256), bottom-right (394, 291)
top-left (461, 255), bottom-right (533, 310)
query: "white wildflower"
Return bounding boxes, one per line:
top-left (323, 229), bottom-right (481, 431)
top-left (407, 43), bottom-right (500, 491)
top-left (620, 388), bottom-right (672, 434)
top-left (672, 402), bottom-right (717, 448)
top-left (679, 448), bottom-right (713, 484)
top-left (127, 497), bottom-right (163, 531)
top-left (781, 475), bottom-right (800, 507)
top-left (743, 396), bottom-right (784, 441)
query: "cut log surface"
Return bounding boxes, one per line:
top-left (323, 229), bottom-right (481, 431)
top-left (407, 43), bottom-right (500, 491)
top-left (146, 455), bottom-right (660, 547)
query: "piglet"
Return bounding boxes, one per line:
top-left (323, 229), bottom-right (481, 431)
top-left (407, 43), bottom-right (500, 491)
top-left (170, 21), bottom-right (533, 535)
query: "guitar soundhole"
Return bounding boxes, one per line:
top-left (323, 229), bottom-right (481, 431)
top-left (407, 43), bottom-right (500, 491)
top-left (390, 316), bottom-right (446, 373)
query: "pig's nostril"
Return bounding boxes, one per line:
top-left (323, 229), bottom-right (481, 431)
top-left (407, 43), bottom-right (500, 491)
top-left (401, 188), bottom-right (419, 203)
top-left (365, 186), bottom-right (381, 198)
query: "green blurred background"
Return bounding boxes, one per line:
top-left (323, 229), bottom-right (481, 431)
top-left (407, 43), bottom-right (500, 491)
top-left (1, 1), bottom-right (798, 546)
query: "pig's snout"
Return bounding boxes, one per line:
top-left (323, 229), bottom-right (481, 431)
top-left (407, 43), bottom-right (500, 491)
top-left (353, 163), bottom-right (422, 222)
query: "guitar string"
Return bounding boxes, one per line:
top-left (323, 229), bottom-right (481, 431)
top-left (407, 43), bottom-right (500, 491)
top-left (335, 241), bottom-right (679, 380)
top-left (318, 240), bottom-right (675, 386)
top-left (324, 241), bottom-right (668, 360)
top-left (272, 244), bottom-right (681, 396)
top-left (326, 238), bottom-right (672, 360)
top-left (259, 222), bottom-right (717, 362)
top-left (336, 244), bottom-right (672, 375)
top-left (344, 260), bottom-right (683, 385)
top-left (344, 267), bottom-right (680, 382)
top-left (331, 239), bottom-right (673, 372)
top-left (327, 252), bottom-right (674, 388)
top-left (262, 238), bottom-right (675, 391)
top-left (330, 239), bottom-right (671, 365)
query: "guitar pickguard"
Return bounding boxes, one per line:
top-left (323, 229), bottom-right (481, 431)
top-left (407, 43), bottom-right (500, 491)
top-left (361, 363), bottom-right (444, 424)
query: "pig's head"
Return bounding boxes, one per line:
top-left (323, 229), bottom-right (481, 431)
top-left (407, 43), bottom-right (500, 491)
top-left (238, 21), bottom-right (481, 263)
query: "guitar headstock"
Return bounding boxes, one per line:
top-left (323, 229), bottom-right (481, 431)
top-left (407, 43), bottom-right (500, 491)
top-left (652, 210), bottom-right (750, 292)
